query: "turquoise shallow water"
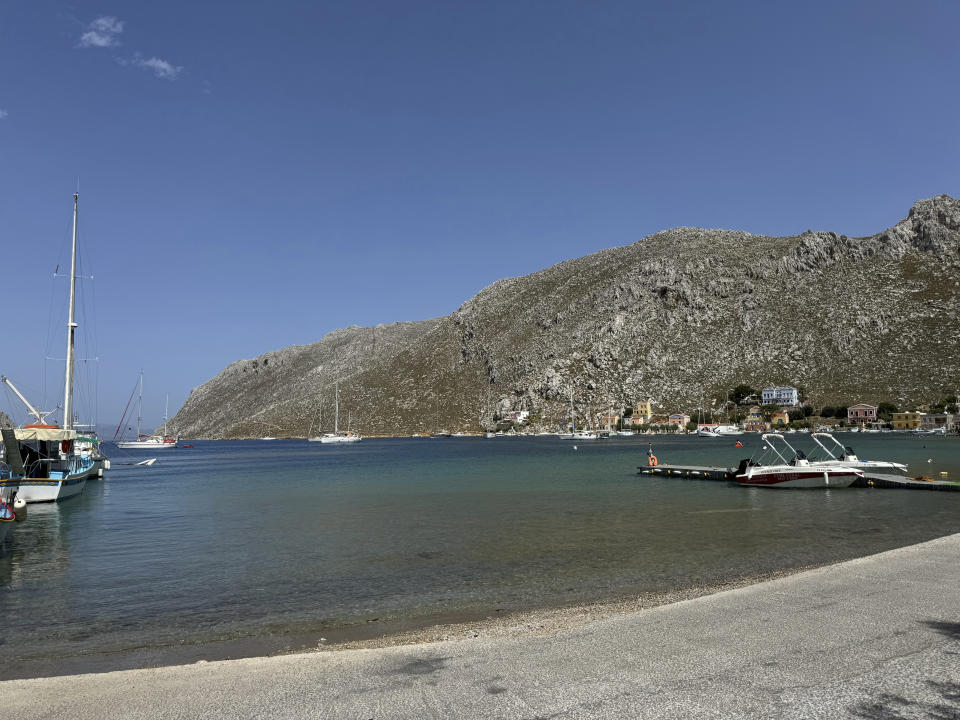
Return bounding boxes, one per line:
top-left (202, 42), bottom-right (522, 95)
top-left (0, 433), bottom-right (958, 673)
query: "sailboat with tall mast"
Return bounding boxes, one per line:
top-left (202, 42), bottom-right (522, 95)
top-left (310, 384), bottom-right (362, 443)
top-left (557, 390), bottom-right (597, 440)
top-left (114, 373), bottom-right (178, 449)
top-left (0, 193), bottom-right (96, 502)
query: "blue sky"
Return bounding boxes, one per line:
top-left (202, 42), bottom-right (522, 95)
top-left (1, 0), bottom-right (958, 429)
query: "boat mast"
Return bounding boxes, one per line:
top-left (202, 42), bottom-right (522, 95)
top-left (62, 193), bottom-right (79, 430)
top-left (136, 371), bottom-right (143, 439)
top-left (334, 383), bottom-right (339, 434)
top-left (164, 394), bottom-right (169, 436)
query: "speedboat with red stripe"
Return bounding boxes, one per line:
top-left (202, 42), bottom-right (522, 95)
top-left (736, 433), bottom-right (863, 488)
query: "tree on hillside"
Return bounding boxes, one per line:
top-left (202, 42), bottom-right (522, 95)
top-left (803, 405), bottom-right (814, 417)
top-left (820, 406), bottom-right (835, 418)
top-left (760, 404), bottom-right (781, 418)
top-left (729, 385), bottom-right (757, 405)
top-left (877, 402), bottom-right (898, 421)
top-left (833, 406), bottom-right (848, 419)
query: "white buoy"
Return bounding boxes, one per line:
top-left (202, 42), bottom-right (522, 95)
top-left (13, 496), bottom-right (27, 522)
top-left (573, 445), bottom-right (578, 450)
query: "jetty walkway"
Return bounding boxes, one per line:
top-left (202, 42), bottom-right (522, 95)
top-left (640, 463), bottom-right (960, 490)
top-left (3, 534), bottom-right (959, 719)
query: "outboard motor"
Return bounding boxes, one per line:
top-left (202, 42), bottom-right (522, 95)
top-left (736, 458), bottom-right (750, 475)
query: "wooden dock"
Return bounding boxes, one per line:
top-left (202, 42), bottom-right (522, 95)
top-left (638, 464), bottom-right (960, 492)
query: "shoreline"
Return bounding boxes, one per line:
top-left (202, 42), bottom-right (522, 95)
top-left (0, 563), bottom-right (822, 681)
top-left (4, 533), bottom-right (959, 720)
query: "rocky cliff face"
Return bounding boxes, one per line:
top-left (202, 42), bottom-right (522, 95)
top-left (169, 195), bottom-right (960, 438)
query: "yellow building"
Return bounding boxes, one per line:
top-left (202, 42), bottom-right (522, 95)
top-left (633, 400), bottom-right (653, 422)
top-left (892, 411), bottom-right (925, 430)
top-left (771, 411), bottom-right (789, 426)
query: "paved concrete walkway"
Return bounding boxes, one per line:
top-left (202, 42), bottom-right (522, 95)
top-left (4, 534), bottom-right (959, 719)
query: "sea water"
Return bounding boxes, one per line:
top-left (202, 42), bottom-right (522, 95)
top-left (1, 433), bottom-right (958, 676)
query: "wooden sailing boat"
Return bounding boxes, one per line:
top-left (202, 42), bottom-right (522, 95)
top-left (0, 194), bottom-right (96, 502)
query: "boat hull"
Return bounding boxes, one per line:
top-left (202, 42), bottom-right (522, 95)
top-left (116, 441), bottom-right (177, 449)
top-left (0, 518), bottom-right (12, 546)
top-left (310, 435), bottom-right (362, 444)
top-left (737, 469), bottom-right (861, 488)
top-left (5, 472), bottom-right (90, 502)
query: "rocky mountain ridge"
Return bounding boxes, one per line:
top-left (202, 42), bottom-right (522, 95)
top-left (169, 195), bottom-right (960, 438)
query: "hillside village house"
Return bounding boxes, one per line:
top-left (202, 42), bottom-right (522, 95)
top-left (921, 413), bottom-right (957, 431)
top-left (504, 410), bottom-right (529, 424)
top-left (892, 411), bottom-right (925, 430)
top-left (771, 411), bottom-right (789, 426)
top-left (633, 400), bottom-right (653, 422)
top-left (599, 412), bottom-right (620, 428)
top-left (668, 413), bottom-right (691, 428)
top-left (744, 405), bottom-right (766, 432)
top-left (761, 386), bottom-right (799, 407)
top-left (847, 403), bottom-right (878, 426)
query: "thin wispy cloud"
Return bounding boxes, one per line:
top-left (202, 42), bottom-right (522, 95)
top-left (78, 16), bottom-right (186, 82)
top-left (79, 16), bottom-right (124, 48)
top-left (0, 110), bottom-right (8, 119)
top-left (131, 55), bottom-right (184, 80)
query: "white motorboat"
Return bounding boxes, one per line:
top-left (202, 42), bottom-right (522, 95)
top-left (714, 424), bottom-right (744, 436)
top-left (809, 433), bottom-right (907, 473)
top-left (617, 430), bottom-right (637, 436)
top-left (115, 376), bottom-right (178, 449)
top-left (558, 431), bottom-right (598, 440)
top-left (697, 427), bottom-right (721, 438)
top-left (737, 462), bottom-right (862, 488)
top-left (736, 434), bottom-right (862, 488)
